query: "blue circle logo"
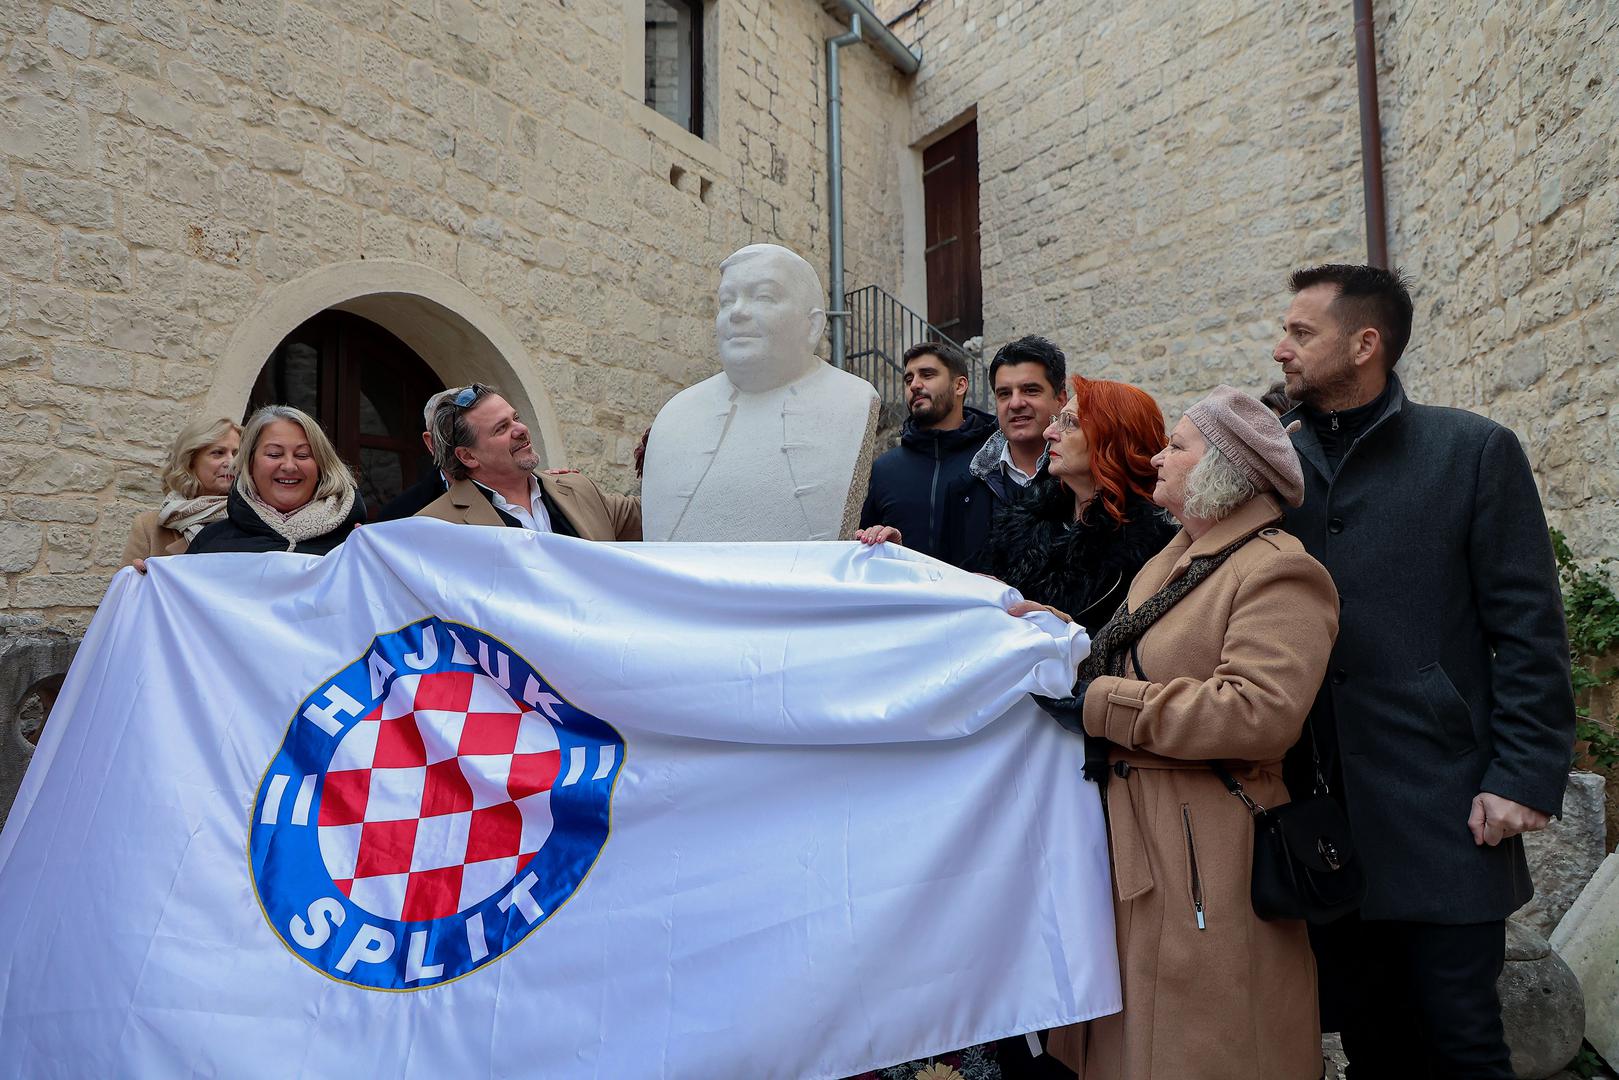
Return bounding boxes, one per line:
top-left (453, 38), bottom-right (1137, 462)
top-left (249, 617), bottom-right (623, 990)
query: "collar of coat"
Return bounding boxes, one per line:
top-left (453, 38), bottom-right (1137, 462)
top-left (443, 473), bottom-right (580, 533)
top-left (969, 430), bottom-right (1049, 493)
top-left (1283, 372), bottom-right (1408, 482)
top-left (1161, 492), bottom-right (1287, 580)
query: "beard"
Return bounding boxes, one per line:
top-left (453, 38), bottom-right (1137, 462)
top-left (1289, 344), bottom-right (1361, 410)
top-left (513, 445), bottom-right (541, 472)
top-left (908, 392), bottom-right (953, 426)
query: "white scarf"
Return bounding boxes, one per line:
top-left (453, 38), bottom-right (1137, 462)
top-left (238, 478), bottom-right (356, 550)
top-left (157, 493), bottom-right (229, 540)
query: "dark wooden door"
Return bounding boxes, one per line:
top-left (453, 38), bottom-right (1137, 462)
top-left (922, 120), bottom-right (983, 341)
top-left (249, 311), bottom-right (446, 519)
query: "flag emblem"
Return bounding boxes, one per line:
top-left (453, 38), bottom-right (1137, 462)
top-left (249, 617), bottom-right (624, 990)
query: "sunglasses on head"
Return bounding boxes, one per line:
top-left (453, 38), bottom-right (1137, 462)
top-left (451, 386), bottom-right (480, 408)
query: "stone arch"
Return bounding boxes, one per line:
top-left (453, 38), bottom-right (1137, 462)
top-left (205, 260), bottom-right (567, 466)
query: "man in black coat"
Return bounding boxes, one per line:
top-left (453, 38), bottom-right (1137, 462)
top-left (375, 386), bottom-right (457, 521)
top-left (857, 340), bottom-right (997, 566)
top-left (1275, 264), bottom-right (1575, 1078)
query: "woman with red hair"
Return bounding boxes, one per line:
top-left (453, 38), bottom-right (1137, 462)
top-left (975, 375), bottom-right (1175, 629)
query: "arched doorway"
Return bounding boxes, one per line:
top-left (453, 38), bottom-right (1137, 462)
top-left (249, 310), bottom-right (446, 517)
top-left (206, 260), bottom-right (567, 473)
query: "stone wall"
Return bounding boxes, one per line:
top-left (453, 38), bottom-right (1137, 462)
top-left (0, 0), bottom-right (912, 630)
top-left (1379, 0), bottom-right (1619, 565)
top-left (883, 0), bottom-right (1367, 410)
top-left (885, 0), bottom-right (1619, 562)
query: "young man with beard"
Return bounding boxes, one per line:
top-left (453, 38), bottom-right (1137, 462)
top-left (1274, 264), bottom-right (1574, 1077)
top-left (857, 340), bottom-right (997, 565)
top-left (417, 383), bottom-right (641, 541)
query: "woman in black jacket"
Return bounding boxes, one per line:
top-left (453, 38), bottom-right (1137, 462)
top-left (976, 375), bottom-right (1175, 630)
top-left (189, 405), bottom-right (364, 555)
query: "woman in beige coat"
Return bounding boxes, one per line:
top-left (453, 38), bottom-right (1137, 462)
top-left (118, 417), bottom-right (240, 569)
top-left (1014, 385), bottom-right (1339, 1079)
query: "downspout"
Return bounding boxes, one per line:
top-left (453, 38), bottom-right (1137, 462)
top-left (1352, 0), bottom-right (1390, 268)
top-left (823, 1), bottom-right (919, 369)
top-left (826, 13), bottom-right (862, 369)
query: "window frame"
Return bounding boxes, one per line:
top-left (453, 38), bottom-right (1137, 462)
top-left (644, 0), bottom-right (704, 138)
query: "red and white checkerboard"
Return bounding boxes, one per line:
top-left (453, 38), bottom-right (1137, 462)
top-left (316, 669), bottom-right (559, 922)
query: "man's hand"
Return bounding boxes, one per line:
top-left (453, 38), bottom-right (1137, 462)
top-left (1468, 792), bottom-right (1551, 846)
top-left (1006, 600), bottom-right (1072, 624)
top-left (854, 525), bottom-right (902, 547)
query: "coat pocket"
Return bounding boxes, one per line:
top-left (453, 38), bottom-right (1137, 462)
top-left (1417, 662), bottom-right (1476, 754)
top-left (1181, 804), bottom-right (1206, 931)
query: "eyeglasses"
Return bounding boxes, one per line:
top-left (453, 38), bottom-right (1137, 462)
top-left (1047, 413), bottom-right (1081, 435)
top-left (451, 386), bottom-right (480, 408)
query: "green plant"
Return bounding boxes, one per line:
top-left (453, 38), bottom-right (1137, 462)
top-left (1567, 1042), bottom-right (1611, 1079)
top-left (1553, 528), bottom-right (1619, 770)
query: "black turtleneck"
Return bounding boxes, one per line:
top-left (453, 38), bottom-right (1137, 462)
top-left (1304, 379), bottom-right (1393, 471)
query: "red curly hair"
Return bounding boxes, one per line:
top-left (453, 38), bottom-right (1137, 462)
top-left (1066, 375), bottom-right (1166, 525)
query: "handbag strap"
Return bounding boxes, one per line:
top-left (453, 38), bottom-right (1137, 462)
top-left (1078, 533), bottom-right (1255, 681)
top-left (1210, 763), bottom-right (1267, 816)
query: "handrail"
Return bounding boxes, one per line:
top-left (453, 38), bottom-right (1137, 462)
top-left (843, 284), bottom-right (991, 414)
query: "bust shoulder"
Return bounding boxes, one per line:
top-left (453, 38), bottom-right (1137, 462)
top-left (788, 362), bottom-right (879, 410)
top-left (659, 371), bottom-right (734, 413)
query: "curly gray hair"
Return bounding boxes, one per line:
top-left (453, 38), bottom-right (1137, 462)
top-left (1181, 446), bottom-right (1259, 521)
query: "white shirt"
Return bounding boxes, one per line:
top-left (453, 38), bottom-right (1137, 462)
top-left (473, 476), bottom-right (553, 533)
top-left (997, 441), bottom-right (1040, 487)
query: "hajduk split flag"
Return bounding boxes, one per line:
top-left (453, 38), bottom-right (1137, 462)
top-left (0, 522), bottom-right (1119, 1079)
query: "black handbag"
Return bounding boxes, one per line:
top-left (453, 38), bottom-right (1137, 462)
top-left (1211, 754), bottom-right (1366, 924)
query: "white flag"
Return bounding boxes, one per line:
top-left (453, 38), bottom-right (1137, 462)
top-left (0, 522), bottom-right (1119, 1079)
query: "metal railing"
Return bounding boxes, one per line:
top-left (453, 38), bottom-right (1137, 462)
top-left (842, 284), bottom-right (991, 414)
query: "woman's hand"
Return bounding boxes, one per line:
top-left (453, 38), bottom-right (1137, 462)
top-left (854, 525), bottom-right (902, 547)
top-left (1006, 599), bottom-right (1073, 623)
top-left (131, 557), bottom-right (149, 575)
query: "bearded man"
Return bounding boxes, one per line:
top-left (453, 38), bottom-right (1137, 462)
top-left (856, 339), bottom-right (997, 566)
top-left (1275, 263), bottom-right (1574, 1078)
top-left (416, 383), bottom-right (640, 541)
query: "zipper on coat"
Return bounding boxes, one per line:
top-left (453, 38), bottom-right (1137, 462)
top-left (928, 443), bottom-right (942, 551)
top-left (1181, 804), bottom-right (1206, 931)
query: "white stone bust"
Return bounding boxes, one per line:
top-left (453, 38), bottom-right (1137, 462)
top-left (642, 244), bottom-right (879, 542)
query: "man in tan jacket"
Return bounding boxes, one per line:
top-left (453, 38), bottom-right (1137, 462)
top-left (416, 383), bottom-right (640, 542)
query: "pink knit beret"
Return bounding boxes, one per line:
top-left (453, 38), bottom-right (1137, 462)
top-left (1185, 385), bottom-right (1305, 507)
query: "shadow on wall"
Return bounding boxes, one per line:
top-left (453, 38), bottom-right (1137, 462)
top-left (0, 630), bottom-right (79, 829)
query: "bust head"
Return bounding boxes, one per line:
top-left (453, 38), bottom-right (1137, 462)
top-left (715, 244), bottom-right (826, 392)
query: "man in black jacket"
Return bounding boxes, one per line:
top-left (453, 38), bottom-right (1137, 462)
top-left (1275, 264), bottom-right (1575, 1078)
top-left (857, 340), bottom-right (996, 565)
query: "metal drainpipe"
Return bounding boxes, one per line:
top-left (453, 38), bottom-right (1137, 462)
top-left (1353, 0), bottom-right (1390, 268)
top-left (825, 13), bottom-right (862, 369)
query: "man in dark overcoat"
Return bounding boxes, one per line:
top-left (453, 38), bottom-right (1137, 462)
top-left (1273, 264), bottom-right (1575, 1078)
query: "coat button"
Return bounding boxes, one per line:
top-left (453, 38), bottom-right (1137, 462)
top-left (1331, 668), bottom-right (1347, 685)
top-left (1328, 518), bottom-right (1345, 534)
top-left (1260, 528), bottom-right (1279, 536)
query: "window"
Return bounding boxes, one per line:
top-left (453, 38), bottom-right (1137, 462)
top-left (645, 0), bottom-right (702, 137)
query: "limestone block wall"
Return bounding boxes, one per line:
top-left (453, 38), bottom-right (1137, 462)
top-left (886, 0), bottom-right (1618, 560)
top-left (1379, 1), bottom-right (1619, 564)
top-left (0, 0), bottom-right (912, 629)
top-left (885, 0), bottom-right (1368, 407)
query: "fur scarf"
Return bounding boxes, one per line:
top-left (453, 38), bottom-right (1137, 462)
top-left (981, 476), bottom-right (1177, 625)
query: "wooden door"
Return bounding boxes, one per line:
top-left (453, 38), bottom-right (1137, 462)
top-left (922, 120), bottom-right (983, 341)
top-left (249, 311), bottom-right (446, 519)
